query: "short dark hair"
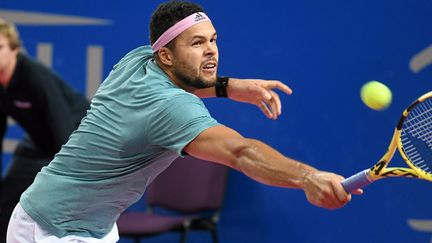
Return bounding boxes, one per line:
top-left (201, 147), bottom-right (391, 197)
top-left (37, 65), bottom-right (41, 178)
top-left (149, 0), bottom-right (204, 47)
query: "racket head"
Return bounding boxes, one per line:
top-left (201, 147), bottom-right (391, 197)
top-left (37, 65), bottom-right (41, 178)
top-left (397, 91), bottom-right (432, 181)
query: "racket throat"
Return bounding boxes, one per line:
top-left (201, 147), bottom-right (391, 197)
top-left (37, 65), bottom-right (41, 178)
top-left (370, 160), bottom-right (388, 178)
top-left (374, 167), bottom-right (419, 179)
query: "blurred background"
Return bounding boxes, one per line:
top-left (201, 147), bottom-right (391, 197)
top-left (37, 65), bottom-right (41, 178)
top-left (1, 0), bottom-right (431, 242)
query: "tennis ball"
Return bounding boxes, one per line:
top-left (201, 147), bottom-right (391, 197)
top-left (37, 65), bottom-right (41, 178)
top-left (360, 81), bottom-right (392, 111)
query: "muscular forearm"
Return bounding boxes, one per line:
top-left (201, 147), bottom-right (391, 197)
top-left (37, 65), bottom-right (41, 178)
top-left (185, 125), bottom-right (356, 209)
top-left (232, 138), bottom-right (317, 189)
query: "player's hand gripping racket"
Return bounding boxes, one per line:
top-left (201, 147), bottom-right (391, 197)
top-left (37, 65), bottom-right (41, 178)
top-left (342, 91), bottom-right (432, 193)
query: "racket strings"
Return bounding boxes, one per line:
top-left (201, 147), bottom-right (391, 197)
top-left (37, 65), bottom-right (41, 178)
top-left (401, 98), bottom-right (432, 174)
top-left (403, 99), bottom-right (432, 141)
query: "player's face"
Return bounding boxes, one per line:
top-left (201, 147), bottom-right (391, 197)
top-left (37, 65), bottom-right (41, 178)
top-left (0, 34), bottom-right (18, 74)
top-left (170, 21), bottom-right (218, 89)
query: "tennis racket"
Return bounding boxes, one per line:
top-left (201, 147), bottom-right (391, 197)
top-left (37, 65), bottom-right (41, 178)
top-left (342, 91), bottom-right (432, 193)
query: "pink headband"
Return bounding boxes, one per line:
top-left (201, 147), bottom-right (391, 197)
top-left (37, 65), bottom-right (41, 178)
top-left (152, 12), bottom-right (211, 52)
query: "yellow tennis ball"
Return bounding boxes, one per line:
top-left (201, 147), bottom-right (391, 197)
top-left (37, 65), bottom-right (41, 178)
top-left (360, 81), bottom-right (392, 110)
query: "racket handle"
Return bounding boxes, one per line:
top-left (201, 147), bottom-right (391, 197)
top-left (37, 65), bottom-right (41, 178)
top-left (341, 169), bottom-right (373, 193)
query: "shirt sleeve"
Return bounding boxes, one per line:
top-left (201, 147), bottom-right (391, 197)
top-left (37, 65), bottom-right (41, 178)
top-left (148, 93), bottom-right (220, 155)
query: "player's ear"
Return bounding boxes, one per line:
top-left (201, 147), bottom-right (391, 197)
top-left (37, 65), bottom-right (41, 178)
top-left (157, 47), bottom-right (173, 66)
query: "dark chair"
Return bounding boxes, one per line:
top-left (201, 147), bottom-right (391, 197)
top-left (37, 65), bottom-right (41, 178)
top-left (117, 156), bottom-right (229, 243)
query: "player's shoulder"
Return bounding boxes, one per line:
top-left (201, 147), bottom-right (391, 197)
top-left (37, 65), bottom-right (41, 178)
top-left (113, 46), bottom-right (153, 71)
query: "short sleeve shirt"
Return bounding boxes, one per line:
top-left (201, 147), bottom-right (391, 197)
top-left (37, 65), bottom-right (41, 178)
top-left (20, 46), bottom-right (220, 238)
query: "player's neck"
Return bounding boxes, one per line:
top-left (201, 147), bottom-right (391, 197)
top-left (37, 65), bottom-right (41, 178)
top-left (157, 63), bottom-right (196, 93)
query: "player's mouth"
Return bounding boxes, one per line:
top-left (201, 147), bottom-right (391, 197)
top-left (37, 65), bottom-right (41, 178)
top-left (202, 61), bottom-right (217, 73)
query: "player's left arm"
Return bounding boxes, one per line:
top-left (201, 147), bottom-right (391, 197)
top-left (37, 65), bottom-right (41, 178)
top-left (194, 78), bottom-right (292, 120)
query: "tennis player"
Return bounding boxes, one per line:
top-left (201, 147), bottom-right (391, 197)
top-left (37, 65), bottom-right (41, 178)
top-left (7, 1), bottom-right (361, 242)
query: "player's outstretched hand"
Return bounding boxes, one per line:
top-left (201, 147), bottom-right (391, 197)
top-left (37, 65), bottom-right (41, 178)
top-left (227, 78), bottom-right (292, 120)
top-left (302, 171), bottom-right (363, 210)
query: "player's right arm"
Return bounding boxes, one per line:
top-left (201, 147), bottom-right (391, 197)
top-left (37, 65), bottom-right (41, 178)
top-left (184, 125), bottom-right (356, 210)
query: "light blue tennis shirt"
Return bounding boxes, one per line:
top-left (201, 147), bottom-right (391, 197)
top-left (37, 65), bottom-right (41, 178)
top-left (20, 45), bottom-right (220, 239)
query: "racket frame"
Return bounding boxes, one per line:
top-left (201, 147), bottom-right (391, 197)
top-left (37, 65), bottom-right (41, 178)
top-left (342, 91), bottom-right (432, 193)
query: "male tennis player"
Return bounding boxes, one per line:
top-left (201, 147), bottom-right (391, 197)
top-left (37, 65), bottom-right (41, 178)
top-left (7, 1), bottom-right (361, 242)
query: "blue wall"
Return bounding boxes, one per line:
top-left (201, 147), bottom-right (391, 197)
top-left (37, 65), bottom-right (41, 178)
top-left (1, 0), bottom-right (432, 242)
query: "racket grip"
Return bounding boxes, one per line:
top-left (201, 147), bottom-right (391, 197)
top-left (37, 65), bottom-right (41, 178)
top-left (341, 169), bottom-right (372, 193)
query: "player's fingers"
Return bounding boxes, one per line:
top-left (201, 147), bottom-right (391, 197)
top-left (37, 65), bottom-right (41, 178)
top-left (320, 193), bottom-right (343, 210)
top-left (324, 197), bottom-right (347, 210)
top-left (330, 179), bottom-right (351, 206)
top-left (269, 90), bottom-right (281, 115)
top-left (330, 192), bottom-right (348, 209)
top-left (259, 88), bottom-right (272, 101)
top-left (268, 91), bottom-right (279, 119)
top-left (351, 188), bottom-right (363, 195)
top-left (260, 90), bottom-right (280, 119)
top-left (336, 189), bottom-right (350, 205)
top-left (262, 80), bottom-right (293, 96)
top-left (310, 185), bottom-right (342, 210)
top-left (257, 101), bottom-right (273, 119)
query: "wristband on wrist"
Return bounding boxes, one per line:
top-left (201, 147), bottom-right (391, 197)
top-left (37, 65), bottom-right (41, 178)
top-left (215, 76), bottom-right (229, 98)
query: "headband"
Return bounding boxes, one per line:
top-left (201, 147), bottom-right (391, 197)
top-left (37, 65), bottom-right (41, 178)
top-left (152, 12), bottom-right (211, 52)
